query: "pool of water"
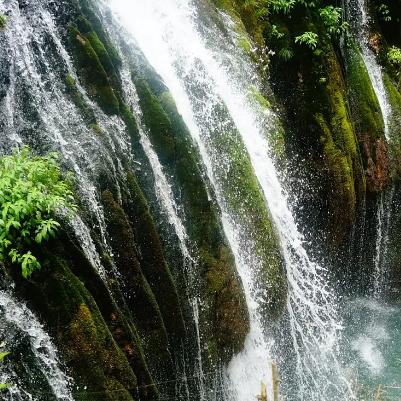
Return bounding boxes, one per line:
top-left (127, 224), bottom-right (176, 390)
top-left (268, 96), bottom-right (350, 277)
top-left (340, 297), bottom-right (401, 400)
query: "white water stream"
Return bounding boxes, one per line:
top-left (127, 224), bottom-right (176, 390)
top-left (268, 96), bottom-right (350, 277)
top-left (0, 289), bottom-right (74, 400)
top-left (106, 0), bottom-right (350, 399)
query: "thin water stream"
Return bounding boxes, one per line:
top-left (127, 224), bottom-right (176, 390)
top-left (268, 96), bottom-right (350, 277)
top-left (0, 287), bottom-right (74, 400)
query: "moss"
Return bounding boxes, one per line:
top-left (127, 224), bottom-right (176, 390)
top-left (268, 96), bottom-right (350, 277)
top-left (85, 30), bottom-right (116, 79)
top-left (69, 27), bottom-right (119, 115)
top-left (120, 105), bottom-right (140, 145)
top-left (79, 1), bottom-right (122, 69)
top-left (266, 8), bottom-right (367, 248)
top-left (11, 249), bottom-right (139, 401)
top-left (206, 104), bottom-right (287, 316)
top-left (0, 14), bottom-right (6, 29)
top-left (64, 74), bottom-right (96, 123)
top-left (345, 42), bottom-right (385, 144)
top-left (101, 190), bottom-right (172, 366)
top-left (133, 79), bottom-right (176, 165)
top-left (248, 85), bottom-right (271, 109)
top-left (92, 124), bottom-right (103, 136)
top-left (383, 73), bottom-right (401, 178)
top-left (123, 170), bottom-right (186, 341)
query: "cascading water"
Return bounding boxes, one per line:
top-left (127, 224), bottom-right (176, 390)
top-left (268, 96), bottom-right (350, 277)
top-left (373, 189), bottom-right (394, 296)
top-left (0, 285), bottom-right (74, 400)
top-left (105, 0), bottom-right (351, 399)
top-left (0, 0), bottom-right (131, 274)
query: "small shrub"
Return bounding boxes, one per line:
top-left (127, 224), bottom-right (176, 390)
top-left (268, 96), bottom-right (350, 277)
top-left (319, 6), bottom-right (348, 36)
top-left (0, 147), bottom-right (77, 277)
top-left (388, 45), bottom-right (401, 66)
top-left (271, 25), bottom-right (285, 39)
top-left (377, 4), bottom-right (391, 21)
top-left (278, 47), bottom-right (293, 60)
top-left (295, 31), bottom-right (318, 49)
top-left (271, 0), bottom-right (296, 14)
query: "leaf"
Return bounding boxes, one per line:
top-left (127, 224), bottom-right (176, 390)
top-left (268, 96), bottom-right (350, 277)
top-left (0, 383), bottom-right (11, 390)
top-left (0, 352), bottom-right (9, 362)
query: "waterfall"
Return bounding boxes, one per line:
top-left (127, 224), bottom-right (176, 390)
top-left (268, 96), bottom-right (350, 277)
top-left (0, 287), bottom-right (74, 400)
top-left (373, 188), bottom-right (394, 297)
top-left (106, 0), bottom-right (350, 399)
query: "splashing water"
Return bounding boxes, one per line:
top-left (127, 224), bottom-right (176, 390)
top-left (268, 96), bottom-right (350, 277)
top-left (105, 0), bottom-right (350, 399)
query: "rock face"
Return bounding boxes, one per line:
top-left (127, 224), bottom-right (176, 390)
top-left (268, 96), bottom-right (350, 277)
top-left (364, 137), bottom-right (391, 192)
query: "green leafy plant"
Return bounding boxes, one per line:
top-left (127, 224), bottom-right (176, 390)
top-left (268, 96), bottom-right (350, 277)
top-left (0, 14), bottom-right (6, 30)
top-left (319, 6), bottom-right (348, 36)
top-left (0, 352), bottom-right (10, 390)
top-left (295, 31), bottom-right (318, 49)
top-left (271, 25), bottom-right (285, 39)
top-left (377, 4), bottom-right (391, 21)
top-left (278, 47), bottom-right (293, 60)
top-left (0, 146), bottom-right (77, 278)
top-left (297, 0), bottom-right (317, 8)
top-left (388, 45), bottom-right (401, 66)
top-left (269, 0), bottom-right (296, 14)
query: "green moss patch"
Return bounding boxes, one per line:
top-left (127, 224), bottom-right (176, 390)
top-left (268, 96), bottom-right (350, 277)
top-left (134, 79), bottom-right (176, 165)
top-left (344, 40), bottom-right (390, 193)
top-left (11, 247), bottom-right (139, 400)
top-left (123, 171), bottom-right (186, 341)
top-left (101, 190), bottom-right (172, 366)
top-left (69, 26), bottom-right (119, 115)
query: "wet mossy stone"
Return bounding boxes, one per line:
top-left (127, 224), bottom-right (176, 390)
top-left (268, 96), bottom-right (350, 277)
top-left (344, 41), bottom-right (390, 192)
top-left (134, 79), bottom-right (176, 165)
top-left (75, 15), bottom-right (122, 93)
top-left (268, 9), bottom-right (366, 248)
top-left (69, 26), bottom-right (119, 115)
top-left (11, 250), bottom-right (138, 401)
top-left (120, 104), bottom-right (140, 145)
top-left (383, 73), bottom-right (401, 178)
top-left (51, 232), bottom-right (159, 401)
top-left (158, 91), bottom-right (223, 250)
top-left (134, 78), bottom-right (250, 360)
top-left (156, 93), bottom-right (252, 360)
top-left (79, 1), bottom-right (122, 69)
top-left (0, 14), bottom-right (6, 29)
top-left (64, 75), bottom-right (96, 123)
top-left (123, 170), bottom-right (186, 341)
top-left (101, 190), bottom-right (172, 366)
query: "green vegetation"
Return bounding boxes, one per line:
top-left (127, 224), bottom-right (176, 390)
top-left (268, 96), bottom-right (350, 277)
top-left (0, 14), bottom-right (6, 29)
top-left (387, 46), bottom-right (401, 69)
top-left (0, 352), bottom-right (10, 390)
top-left (319, 6), bottom-right (348, 37)
top-left (69, 26), bottom-right (119, 115)
top-left (0, 147), bottom-right (77, 277)
top-left (295, 31), bottom-right (318, 49)
top-left (377, 4), bottom-right (391, 22)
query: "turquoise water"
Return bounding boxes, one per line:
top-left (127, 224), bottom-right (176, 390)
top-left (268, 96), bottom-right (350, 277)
top-left (340, 298), bottom-right (401, 400)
